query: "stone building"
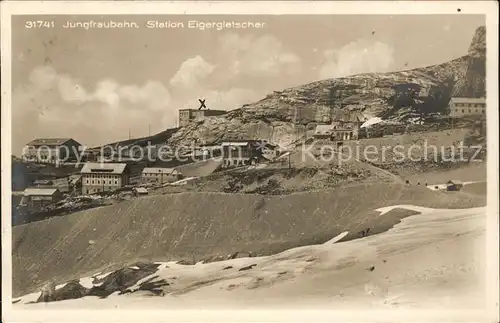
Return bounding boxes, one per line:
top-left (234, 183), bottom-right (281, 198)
top-left (178, 109), bottom-right (227, 127)
top-left (330, 121), bottom-right (360, 141)
top-left (80, 162), bottom-right (129, 195)
top-left (313, 122), bottom-right (359, 141)
top-left (141, 167), bottom-right (183, 184)
top-left (448, 97), bottom-right (486, 117)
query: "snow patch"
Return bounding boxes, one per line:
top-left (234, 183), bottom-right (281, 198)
top-left (94, 271), bottom-right (112, 280)
top-left (79, 277), bottom-right (95, 289)
top-left (375, 205), bottom-right (435, 215)
top-left (323, 231), bottom-right (349, 244)
top-left (361, 117), bottom-right (382, 128)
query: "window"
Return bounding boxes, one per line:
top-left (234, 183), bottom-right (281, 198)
top-left (92, 180), bottom-right (94, 184)
top-left (462, 109), bottom-right (464, 113)
top-left (115, 181), bottom-right (118, 185)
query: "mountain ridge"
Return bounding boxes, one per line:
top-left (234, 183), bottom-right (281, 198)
top-left (166, 26), bottom-right (485, 148)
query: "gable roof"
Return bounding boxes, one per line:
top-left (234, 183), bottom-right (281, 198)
top-left (24, 188), bottom-right (59, 196)
top-left (314, 125), bottom-right (334, 135)
top-left (221, 141), bottom-right (251, 147)
top-left (447, 180), bottom-right (464, 185)
top-left (450, 97), bottom-right (486, 105)
top-left (80, 162), bottom-right (128, 174)
top-left (33, 180), bottom-right (53, 185)
top-left (27, 138), bottom-right (78, 146)
top-left (134, 187), bottom-right (148, 194)
top-left (142, 167), bottom-right (180, 175)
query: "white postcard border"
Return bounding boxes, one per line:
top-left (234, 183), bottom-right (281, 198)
top-left (1, 1), bottom-right (498, 322)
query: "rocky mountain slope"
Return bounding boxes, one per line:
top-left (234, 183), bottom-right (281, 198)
top-left (168, 26), bottom-right (485, 148)
top-left (460, 26), bottom-right (486, 98)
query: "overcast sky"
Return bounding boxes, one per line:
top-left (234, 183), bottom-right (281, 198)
top-left (11, 14), bottom-right (484, 153)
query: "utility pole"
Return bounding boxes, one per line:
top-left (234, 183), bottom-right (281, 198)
top-left (128, 128), bottom-right (131, 140)
top-left (148, 124), bottom-right (151, 136)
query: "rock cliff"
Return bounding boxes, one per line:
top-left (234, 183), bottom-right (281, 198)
top-left (459, 26), bottom-right (486, 97)
top-left (168, 26), bottom-right (485, 147)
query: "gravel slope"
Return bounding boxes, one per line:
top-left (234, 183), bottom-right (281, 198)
top-left (12, 183), bottom-right (485, 297)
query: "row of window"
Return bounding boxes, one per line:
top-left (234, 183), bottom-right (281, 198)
top-left (85, 179), bottom-right (119, 185)
top-left (454, 108), bottom-right (485, 114)
top-left (84, 174), bottom-right (121, 179)
top-left (455, 103), bottom-right (485, 108)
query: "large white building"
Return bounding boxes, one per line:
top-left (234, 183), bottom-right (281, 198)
top-left (448, 97), bottom-right (486, 118)
top-left (80, 163), bottom-right (129, 195)
top-left (141, 167), bottom-right (183, 184)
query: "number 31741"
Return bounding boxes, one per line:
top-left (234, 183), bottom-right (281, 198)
top-left (25, 21), bottom-right (55, 28)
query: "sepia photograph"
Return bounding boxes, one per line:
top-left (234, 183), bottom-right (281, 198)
top-left (1, 1), bottom-right (498, 322)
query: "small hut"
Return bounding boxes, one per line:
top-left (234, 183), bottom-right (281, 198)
top-left (446, 180), bottom-right (464, 191)
top-left (133, 187), bottom-right (149, 196)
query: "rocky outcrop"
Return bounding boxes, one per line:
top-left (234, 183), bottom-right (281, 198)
top-left (458, 26), bottom-right (486, 97)
top-left (167, 26), bottom-right (485, 148)
top-left (33, 262), bottom-right (169, 303)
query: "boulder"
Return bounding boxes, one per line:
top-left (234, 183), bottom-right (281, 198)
top-left (52, 280), bottom-right (89, 301)
top-left (36, 281), bottom-right (55, 302)
top-left (87, 264), bottom-right (160, 298)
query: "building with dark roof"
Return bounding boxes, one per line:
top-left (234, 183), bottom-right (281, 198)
top-left (23, 138), bottom-right (83, 164)
top-left (446, 180), bottom-right (464, 191)
top-left (141, 167), bottom-right (183, 184)
top-left (220, 140), bottom-right (275, 168)
top-left (21, 188), bottom-right (63, 210)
